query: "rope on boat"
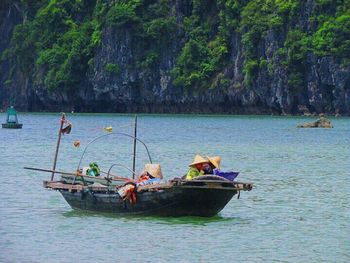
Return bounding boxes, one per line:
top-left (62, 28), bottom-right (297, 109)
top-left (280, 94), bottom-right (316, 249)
top-left (86, 189), bottom-right (97, 202)
top-left (76, 132), bottom-right (153, 171)
top-left (106, 163), bottom-right (137, 185)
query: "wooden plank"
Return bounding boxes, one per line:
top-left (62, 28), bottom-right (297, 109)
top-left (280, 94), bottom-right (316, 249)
top-left (177, 185), bottom-right (245, 191)
top-left (179, 180), bottom-right (253, 191)
top-left (43, 180), bottom-right (116, 193)
top-left (137, 182), bottom-right (175, 192)
top-left (88, 185), bottom-right (109, 191)
top-left (182, 179), bottom-right (253, 185)
top-left (136, 181), bottom-right (247, 192)
top-left (62, 173), bottom-right (130, 182)
top-left (27, 166), bottom-right (131, 182)
top-left (43, 181), bottom-right (84, 192)
top-left (43, 179), bottom-right (252, 193)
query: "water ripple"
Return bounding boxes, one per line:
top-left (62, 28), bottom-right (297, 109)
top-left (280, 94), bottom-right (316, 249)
top-left (0, 114), bottom-right (349, 262)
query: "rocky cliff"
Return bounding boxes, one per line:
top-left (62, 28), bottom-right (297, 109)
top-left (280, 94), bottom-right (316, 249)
top-left (1, 0), bottom-right (349, 114)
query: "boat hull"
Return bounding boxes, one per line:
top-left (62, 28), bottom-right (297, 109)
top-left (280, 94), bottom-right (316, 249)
top-left (59, 186), bottom-right (238, 217)
top-left (2, 123), bottom-right (23, 129)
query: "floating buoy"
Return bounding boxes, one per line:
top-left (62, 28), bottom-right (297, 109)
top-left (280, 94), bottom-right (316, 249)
top-left (104, 126), bottom-right (113, 132)
top-left (73, 140), bottom-right (80, 147)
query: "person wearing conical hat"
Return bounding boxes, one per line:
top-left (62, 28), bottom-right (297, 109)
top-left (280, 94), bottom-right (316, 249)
top-left (197, 156), bottom-right (222, 175)
top-left (138, 163), bottom-right (163, 180)
top-left (137, 164), bottom-right (163, 186)
top-left (143, 163), bottom-right (163, 179)
top-left (208, 155), bottom-right (240, 182)
top-left (185, 154), bottom-right (210, 180)
top-left (207, 156), bottom-right (221, 169)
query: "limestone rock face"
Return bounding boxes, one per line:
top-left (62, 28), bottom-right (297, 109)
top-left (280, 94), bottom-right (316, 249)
top-left (0, 0), bottom-right (349, 114)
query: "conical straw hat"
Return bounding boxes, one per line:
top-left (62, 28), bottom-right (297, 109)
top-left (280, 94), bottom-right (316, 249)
top-left (189, 154), bottom-right (208, 167)
top-left (207, 156), bottom-right (221, 168)
top-left (144, 163), bottom-right (163, 179)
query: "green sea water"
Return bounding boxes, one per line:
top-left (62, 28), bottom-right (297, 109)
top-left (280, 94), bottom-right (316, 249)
top-left (0, 113), bottom-right (349, 262)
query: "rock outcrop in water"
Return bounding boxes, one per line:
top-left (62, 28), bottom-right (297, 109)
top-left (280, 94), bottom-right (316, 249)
top-left (297, 117), bottom-right (333, 128)
top-left (0, 0), bottom-right (349, 115)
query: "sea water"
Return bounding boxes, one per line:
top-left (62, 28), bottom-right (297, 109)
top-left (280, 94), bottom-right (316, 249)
top-left (0, 113), bottom-right (349, 262)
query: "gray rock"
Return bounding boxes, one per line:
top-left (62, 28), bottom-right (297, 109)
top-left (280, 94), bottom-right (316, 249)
top-left (297, 117), bottom-right (333, 128)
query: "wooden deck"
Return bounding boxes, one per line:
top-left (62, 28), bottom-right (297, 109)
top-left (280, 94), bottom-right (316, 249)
top-left (44, 179), bottom-right (253, 193)
top-left (43, 181), bottom-right (85, 192)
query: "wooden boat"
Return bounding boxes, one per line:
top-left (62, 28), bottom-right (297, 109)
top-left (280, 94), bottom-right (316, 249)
top-left (43, 177), bottom-right (252, 217)
top-left (27, 114), bottom-right (253, 217)
top-left (2, 106), bottom-right (23, 129)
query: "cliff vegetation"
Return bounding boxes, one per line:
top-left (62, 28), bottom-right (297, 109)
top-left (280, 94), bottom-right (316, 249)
top-left (1, 0), bottom-right (349, 114)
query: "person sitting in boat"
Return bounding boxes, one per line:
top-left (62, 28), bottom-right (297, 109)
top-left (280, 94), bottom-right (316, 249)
top-left (137, 163), bottom-right (163, 186)
top-left (118, 164), bottom-right (164, 203)
top-left (206, 156), bottom-right (221, 173)
top-left (207, 155), bottom-right (239, 182)
top-left (185, 154), bottom-right (210, 180)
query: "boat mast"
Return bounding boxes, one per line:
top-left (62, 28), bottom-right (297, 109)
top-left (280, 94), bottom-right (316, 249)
top-left (51, 113), bottom-right (65, 181)
top-left (132, 114), bottom-right (137, 179)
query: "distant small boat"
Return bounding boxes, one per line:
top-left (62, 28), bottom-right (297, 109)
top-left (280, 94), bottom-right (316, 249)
top-left (2, 106), bottom-right (23, 129)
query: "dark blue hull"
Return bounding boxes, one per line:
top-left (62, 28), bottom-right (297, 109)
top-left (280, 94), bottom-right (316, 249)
top-left (2, 123), bottom-right (23, 129)
top-left (60, 186), bottom-right (238, 217)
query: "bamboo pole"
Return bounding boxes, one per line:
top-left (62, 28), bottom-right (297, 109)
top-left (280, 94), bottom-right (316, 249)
top-left (132, 115), bottom-right (137, 179)
top-left (25, 167), bottom-right (80, 176)
top-left (51, 113), bottom-right (65, 181)
top-left (25, 167), bottom-right (130, 182)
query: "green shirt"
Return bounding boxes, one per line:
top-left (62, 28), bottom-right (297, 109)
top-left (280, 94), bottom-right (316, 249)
top-left (186, 167), bottom-right (204, 180)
